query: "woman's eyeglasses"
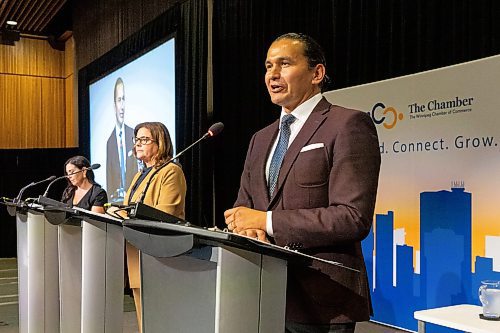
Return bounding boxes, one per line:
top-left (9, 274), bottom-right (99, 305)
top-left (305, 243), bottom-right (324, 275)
top-left (133, 137), bottom-right (155, 145)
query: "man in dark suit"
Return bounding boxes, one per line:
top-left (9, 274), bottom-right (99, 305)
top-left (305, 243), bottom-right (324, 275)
top-left (224, 33), bottom-right (381, 333)
top-left (106, 77), bottom-right (138, 202)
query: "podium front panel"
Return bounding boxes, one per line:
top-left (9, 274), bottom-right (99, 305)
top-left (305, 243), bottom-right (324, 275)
top-left (16, 212), bottom-right (28, 333)
top-left (215, 246), bottom-right (262, 333)
top-left (141, 246), bottom-right (218, 333)
top-left (81, 219), bottom-right (124, 333)
top-left (16, 210), bottom-right (60, 333)
top-left (140, 245), bottom-right (286, 333)
top-left (58, 224), bottom-right (82, 333)
top-left (258, 255), bottom-right (287, 333)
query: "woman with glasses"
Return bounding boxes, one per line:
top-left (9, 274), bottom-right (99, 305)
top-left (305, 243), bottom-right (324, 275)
top-left (61, 155), bottom-right (107, 213)
top-left (123, 121), bottom-right (186, 331)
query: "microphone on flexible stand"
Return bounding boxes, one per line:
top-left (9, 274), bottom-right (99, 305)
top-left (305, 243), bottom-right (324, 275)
top-left (14, 175), bottom-right (57, 204)
top-left (41, 163), bottom-right (101, 198)
top-left (128, 122), bottom-right (224, 220)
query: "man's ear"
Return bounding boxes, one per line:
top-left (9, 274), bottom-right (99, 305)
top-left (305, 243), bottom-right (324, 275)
top-left (311, 64), bottom-right (326, 86)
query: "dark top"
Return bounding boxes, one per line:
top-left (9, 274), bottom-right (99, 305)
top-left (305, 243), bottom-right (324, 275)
top-left (62, 184), bottom-right (108, 211)
top-left (128, 166), bottom-right (153, 200)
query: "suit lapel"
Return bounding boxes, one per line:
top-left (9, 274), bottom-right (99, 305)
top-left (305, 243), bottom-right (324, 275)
top-left (267, 98), bottom-right (331, 209)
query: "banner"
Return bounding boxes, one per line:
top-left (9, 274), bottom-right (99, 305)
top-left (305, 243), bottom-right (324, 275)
top-left (324, 55), bottom-right (500, 332)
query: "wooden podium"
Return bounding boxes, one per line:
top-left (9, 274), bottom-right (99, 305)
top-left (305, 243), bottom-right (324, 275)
top-left (123, 210), bottom-right (336, 333)
top-left (4, 201), bottom-right (60, 333)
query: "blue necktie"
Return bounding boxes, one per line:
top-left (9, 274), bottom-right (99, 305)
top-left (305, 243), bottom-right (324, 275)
top-left (268, 114), bottom-right (296, 197)
top-left (119, 129), bottom-right (126, 189)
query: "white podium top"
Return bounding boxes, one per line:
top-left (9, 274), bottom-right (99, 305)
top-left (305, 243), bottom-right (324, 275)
top-left (414, 304), bottom-right (499, 333)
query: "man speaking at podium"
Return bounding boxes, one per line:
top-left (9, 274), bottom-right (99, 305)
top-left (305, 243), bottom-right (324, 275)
top-left (224, 33), bottom-right (381, 333)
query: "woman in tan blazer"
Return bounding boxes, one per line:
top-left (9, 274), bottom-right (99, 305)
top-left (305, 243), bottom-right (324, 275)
top-left (123, 122), bottom-right (186, 331)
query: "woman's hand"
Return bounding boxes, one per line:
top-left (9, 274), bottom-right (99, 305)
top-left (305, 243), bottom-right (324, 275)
top-left (106, 205), bottom-right (129, 219)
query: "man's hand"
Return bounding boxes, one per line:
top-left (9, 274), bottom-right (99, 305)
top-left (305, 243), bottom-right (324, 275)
top-left (224, 206), bottom-right (267, 233)
top-left (237, 229), bottom-right (270, 243)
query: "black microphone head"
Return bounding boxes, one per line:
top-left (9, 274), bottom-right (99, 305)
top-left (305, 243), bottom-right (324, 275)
top-left (90, 163), bottom-right (101, 170)
top-left (207, 122), bottom-right (224, 137)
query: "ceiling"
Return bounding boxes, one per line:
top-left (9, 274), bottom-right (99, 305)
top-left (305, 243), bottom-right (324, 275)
top-left (0, 0), bottom-right (71, 38)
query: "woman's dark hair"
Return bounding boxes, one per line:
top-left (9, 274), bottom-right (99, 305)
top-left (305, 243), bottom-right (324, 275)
top-left (61, 156), bottom-right (97, 202)
top-left (133, 122), bottom-right (174, 168)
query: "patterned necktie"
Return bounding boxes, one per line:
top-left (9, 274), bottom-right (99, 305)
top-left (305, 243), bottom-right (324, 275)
top-left (268, 114), bottom-right (296, 197)
top-left (119, 129), bottom-right (126, 189)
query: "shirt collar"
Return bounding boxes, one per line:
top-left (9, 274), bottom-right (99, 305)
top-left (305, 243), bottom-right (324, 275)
top-left (116, 123), bottom-right (124, 135)
top-left (279, 93), bottom-right (323, 126)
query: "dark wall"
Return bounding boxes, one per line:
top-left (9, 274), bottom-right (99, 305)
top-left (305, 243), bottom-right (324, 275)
top-left (73, 0), bottom-right (183, 69)
top-left (0, 148), bottom-right (79, 257)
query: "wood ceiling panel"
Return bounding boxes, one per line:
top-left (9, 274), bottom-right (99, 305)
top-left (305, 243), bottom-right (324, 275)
top-left (0, 0), bottom-right (67, 35)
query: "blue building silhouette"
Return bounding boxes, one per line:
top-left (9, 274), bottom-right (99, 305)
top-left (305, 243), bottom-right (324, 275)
top-left (363, 185), bottom-right (499, 333)
top-left (420, 186), bottom-right (472, 308)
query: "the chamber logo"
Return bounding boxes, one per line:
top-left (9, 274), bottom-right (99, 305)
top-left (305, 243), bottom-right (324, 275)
top-left (369, 102), bottom-right (404, 129)
top-left (408, 96), bottom-right (474, 120)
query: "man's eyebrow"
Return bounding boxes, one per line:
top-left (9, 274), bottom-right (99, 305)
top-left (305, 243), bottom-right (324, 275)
top-left (265, 56), bottom-right (293, 65)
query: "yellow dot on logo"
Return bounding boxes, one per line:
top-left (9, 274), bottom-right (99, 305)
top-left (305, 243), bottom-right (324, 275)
top-left (398, 113), bottom-right (404, 120)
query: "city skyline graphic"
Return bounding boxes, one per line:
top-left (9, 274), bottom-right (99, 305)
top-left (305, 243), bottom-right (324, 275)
top-left (363, 185), bottom-right (500, 333)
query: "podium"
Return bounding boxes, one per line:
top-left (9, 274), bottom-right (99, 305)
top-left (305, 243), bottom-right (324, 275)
top-left (42, 199), bottom-right (124, 333)
top-left (123, 215), bottom-right (326, 333)
top-left (4, 201), bottom-right (60, 333)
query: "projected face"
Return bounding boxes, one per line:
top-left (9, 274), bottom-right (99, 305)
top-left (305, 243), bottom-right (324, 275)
top-left (114, 80), bottom-right (125, 127)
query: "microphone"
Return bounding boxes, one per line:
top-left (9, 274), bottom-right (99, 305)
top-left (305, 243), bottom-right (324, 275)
top-left (206, 122), bottom-right (224, 138)
top-left (14, 175), bottom-right (57, 203)
top-left (41, 163), bottom-right (101, 198)
top-left (136, 122), bottom-right (224, 204)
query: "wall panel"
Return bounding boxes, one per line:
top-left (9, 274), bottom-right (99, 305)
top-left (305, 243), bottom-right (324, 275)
top-left (41, 78), bottom-right (65, 147)
top-left (64, 37), bottom-right (77, 147)
top-left (0, 37), bottom-right (74, 148)
top-left (0, 38), bottom-right (64, 77)
top-left (18, 76), bottom-right (43, 148)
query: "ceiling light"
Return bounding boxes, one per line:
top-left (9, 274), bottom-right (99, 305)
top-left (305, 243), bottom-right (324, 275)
top-left (6, 21), bottom-right (17, 26)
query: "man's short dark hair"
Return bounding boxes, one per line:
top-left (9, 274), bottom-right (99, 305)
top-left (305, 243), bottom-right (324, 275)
top-left (274, 33), bottom-right (329, 89)
top-left (114, 77), bottom-right (124, 103)
top-left (274, 33), bottom-right (326, 69)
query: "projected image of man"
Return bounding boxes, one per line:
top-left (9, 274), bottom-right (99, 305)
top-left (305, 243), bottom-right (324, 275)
top-left (106, 77), bottom-right (138, 202)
